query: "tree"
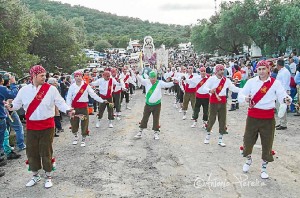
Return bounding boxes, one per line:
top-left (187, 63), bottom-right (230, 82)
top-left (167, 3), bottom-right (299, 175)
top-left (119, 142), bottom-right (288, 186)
top-left (94, 40), bottom-right (112, 52)
top-left (0, 0), bottom-right (38, 75)
top-left (29, 11), bottom-right (82, 72)
top-left (191, 0), bottom-right (300, 56)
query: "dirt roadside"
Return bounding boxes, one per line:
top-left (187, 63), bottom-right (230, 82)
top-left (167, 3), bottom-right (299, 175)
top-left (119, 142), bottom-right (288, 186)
top-left (0, 90), bottom-right (299, 198)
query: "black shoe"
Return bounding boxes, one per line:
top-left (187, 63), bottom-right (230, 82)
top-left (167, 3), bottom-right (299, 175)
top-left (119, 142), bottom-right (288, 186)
top-left (54, 134), bottom-right (59, 137)
top-left (276, 126), bottom-right (287, 130)
top-left (7, 151), bottom-right (21, 160)
top-left (294, 113), bottom-right (300, 116)
top-left (228, 104), bottom-right (236, 111)
top-left (275, 124), bottom-right (281, 128)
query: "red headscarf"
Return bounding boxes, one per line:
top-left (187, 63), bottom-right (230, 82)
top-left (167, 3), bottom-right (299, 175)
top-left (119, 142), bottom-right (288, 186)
top-left (74, 71), bottom-right (83, 77)
top-left (29, 65), bottom-right (46, 78)
top-left (199, 67), bottom-right (206, 72)
top-left (257, 60), bottom-right (271, 69)
top-left (215, 64), bottom-right (225, 72)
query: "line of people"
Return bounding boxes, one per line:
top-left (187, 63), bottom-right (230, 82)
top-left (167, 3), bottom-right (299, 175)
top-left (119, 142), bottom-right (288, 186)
top-left (154, 60), bottom-right (291, 180)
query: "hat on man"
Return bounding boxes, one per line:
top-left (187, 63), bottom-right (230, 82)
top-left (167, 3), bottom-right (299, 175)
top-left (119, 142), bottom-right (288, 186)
top-left (199, 67), bottom-right (206, 72)
top-left (30, 65), bottom-right (46, 78)
top-left (149, 71), bottom-right (157, 78)
top-left (257, 60), bottom-right (271, 69)
top-left (215, 64), bottom-right (225, 72)
top-left (74, 71), bottom-right (83, 77)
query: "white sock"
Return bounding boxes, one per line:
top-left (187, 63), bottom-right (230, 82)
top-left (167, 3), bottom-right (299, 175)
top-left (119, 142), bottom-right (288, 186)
top-left (261, 160), bottom-right (268, 172)
top-left (218, 134), bottom-right (223, 143)
top-left (45, 172), bottom-right (51, 178)
top-left (246, 155), bottom-right (252, 165)
top-left (32, 171), bottom-right (39, 176)
top-left (206, 132), bottom-right (211, 138)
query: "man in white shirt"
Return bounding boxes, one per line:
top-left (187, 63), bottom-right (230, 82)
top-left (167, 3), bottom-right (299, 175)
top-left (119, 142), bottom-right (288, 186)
top-left (67, 71), bottom-right (106, 146)
top-left (134, 71), bottom-right (174, 140)
top-left (119, 66), bottom-right (136, 110)
top-left (90, 71), bottom-right (121, 128)
top-left (240, 61), bottom-right (249, 81)
top-left (181, 65), bottom-right (198, 120)
top-left (238, 60), bottom-right (291, 179)
top-left (8, 65), bottom-right (74, 188)
top-left (163, 68), bottom-right (170, 95)
top-left (111, 68), bottom-right (125, 120)
top-left (191, 67), bottom-right (210, 128)
top-left (202, 64), bottom-right (241, 147)
top-left (275, 59), bottom-right (291, 130)
top-left (167, 67), bottom-right (176, 95)
top-left (289, 57), bottom-right (297, 76)
top-left (175, 66), bottom-right (187, 112)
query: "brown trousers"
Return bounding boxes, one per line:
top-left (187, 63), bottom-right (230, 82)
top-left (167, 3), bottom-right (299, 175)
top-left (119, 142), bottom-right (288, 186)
top-left (113, 93), bottom-right (121, 113)
top-left (206, 103), bottom-right (227, 134)
top-left (70, 107), bottom-right (89, 136)
top-left (243, 116), bottom-right (275, 162)
top-left (140, 103), bottom-right (161, 131)
top-left (26, 128), bottom-right (54, 172)
top-left (98, 97), bottom-right (114, 120)
top-left (182, 92), bottom-right (196, 111)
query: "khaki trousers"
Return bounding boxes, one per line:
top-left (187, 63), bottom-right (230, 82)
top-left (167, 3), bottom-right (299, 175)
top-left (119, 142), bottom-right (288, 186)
top-left (140, 103), bottom-right (161, 131)
top-left (206, 103), bottom-right (227, 134)
top-left (243, 116), bottom-right (275, 162)
top-left (182, 92), bottom-right (196, 111)
top-left (113, 93), bottom-right (121, 113)
top-left (98, 97), bottom-right (114, 120)
top-left (26, 128), bottom-right (54, 172)
top-left (70, 107), bottom-right (89, 136)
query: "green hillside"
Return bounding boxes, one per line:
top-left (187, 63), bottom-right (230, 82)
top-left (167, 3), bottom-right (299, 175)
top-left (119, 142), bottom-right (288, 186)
top-left (21, 0), bottom-right (191, 48)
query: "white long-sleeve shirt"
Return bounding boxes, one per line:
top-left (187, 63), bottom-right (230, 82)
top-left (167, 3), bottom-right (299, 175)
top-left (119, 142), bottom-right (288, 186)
top-left (240, 66), bottom-right (249, 80)
top-left (12, 84), bottom-right (70, 120)
top-left (90, 77), bottom-right (120, 96)
top-left (66, 81), bottom-right (104, 106)
top-left (203, 75), bottom-right (241, 96)
top-left (196, 76), bottom-right (210, 94)
top-left (183, 73), bottom-right (200, 88)
top-left (238, 76), bottom-right (291, 109)
top-left (276, 67), bottom-right (291, 91)
top-left (119, 72), bottom-right (137, 87)
top-left (137, 75), bottom-right (174, 103)
top-left (111, 75), bottom-right (125, 92)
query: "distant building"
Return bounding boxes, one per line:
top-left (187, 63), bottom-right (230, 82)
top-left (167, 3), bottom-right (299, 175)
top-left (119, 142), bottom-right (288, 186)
top-left (178, 42), bottom-right (192, 51)
top-left (248, 42), bottom-right (262, 58)
top-left (127, 39), bottom-right (142, 52)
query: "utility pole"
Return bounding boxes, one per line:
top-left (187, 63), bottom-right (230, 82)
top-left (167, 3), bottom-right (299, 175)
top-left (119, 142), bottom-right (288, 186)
top-left (215, 0), bottom-right (217, 14)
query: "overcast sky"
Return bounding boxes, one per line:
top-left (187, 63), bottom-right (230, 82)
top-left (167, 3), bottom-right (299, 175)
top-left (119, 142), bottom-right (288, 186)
top-left (51, 0), bottom-right (234, 25)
